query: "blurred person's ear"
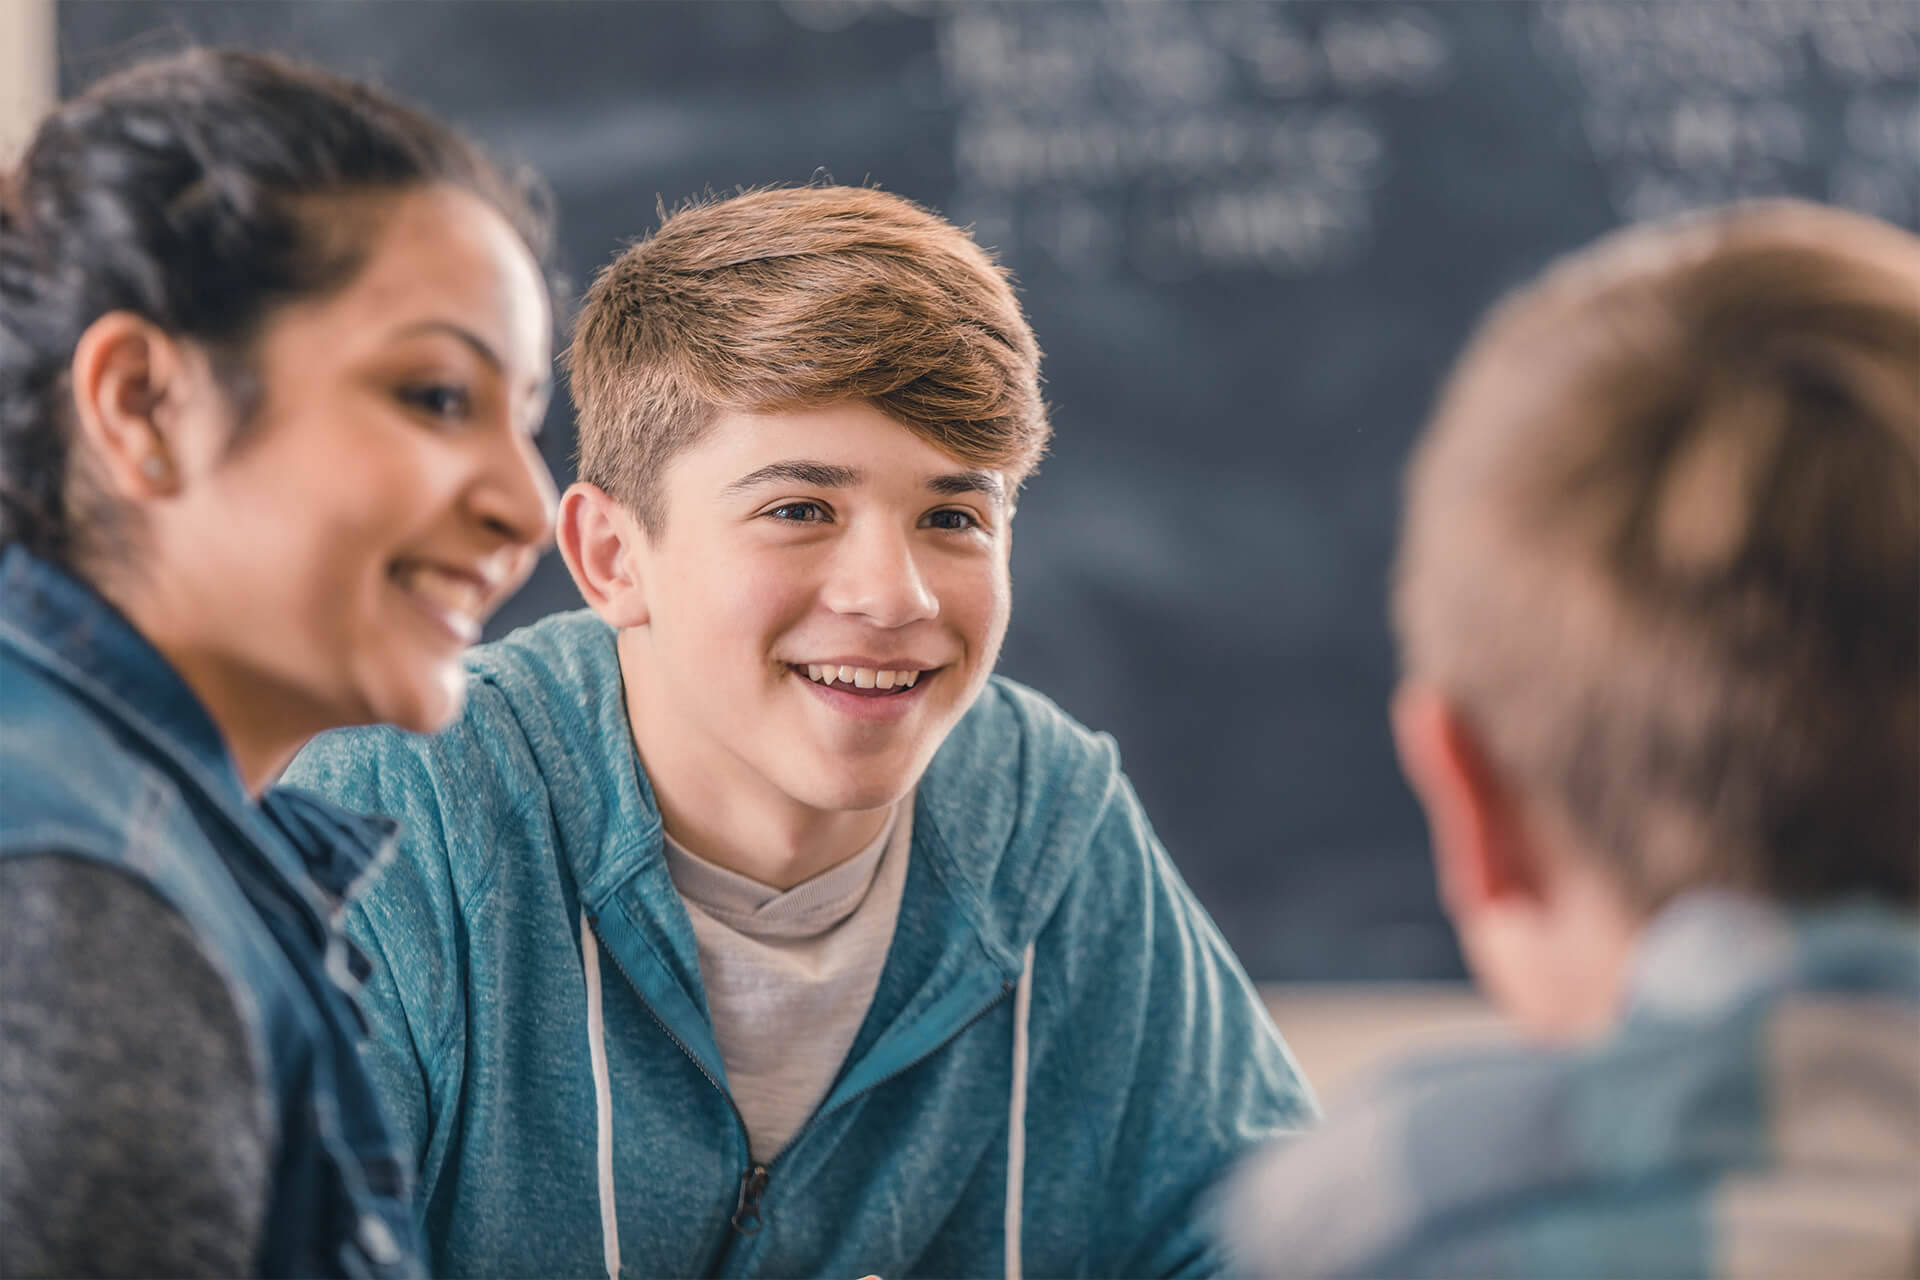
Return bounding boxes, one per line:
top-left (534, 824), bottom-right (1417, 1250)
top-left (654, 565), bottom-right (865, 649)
top-left (557, 481), bottom-right (650, 628)
top-left (1392, 680), bottom-right (1639, 1039)
top-left (1391, 682), bottom-right (1543, 919)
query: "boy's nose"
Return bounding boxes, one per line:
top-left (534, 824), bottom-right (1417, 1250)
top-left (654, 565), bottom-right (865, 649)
top-left (820, 529), bottom-right (939, 628)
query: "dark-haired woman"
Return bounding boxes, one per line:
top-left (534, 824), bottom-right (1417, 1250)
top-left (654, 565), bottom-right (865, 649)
top-left (0, 49), bottom-right (557, 1277)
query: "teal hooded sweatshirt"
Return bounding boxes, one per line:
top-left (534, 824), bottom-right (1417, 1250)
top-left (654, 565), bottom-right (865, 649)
top-left (284, 610), bottom-right (1314, 1278)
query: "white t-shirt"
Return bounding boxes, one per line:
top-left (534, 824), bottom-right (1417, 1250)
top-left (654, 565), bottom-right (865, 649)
top-left (662, 796), bottom-right (912, 1163)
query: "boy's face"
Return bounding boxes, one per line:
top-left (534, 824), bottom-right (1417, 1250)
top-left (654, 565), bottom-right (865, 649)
top-left (621, 400), bottom-right (1013, 822)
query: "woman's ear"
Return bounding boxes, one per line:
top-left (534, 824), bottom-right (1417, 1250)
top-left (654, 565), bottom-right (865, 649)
top-left (67, 311), bottom-right (202, 499)
top-left (557, 482), bottom-right (650, 628)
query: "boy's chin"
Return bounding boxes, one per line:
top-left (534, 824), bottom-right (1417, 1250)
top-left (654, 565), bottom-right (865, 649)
top-left (788, 767), bottom-right (919, 818)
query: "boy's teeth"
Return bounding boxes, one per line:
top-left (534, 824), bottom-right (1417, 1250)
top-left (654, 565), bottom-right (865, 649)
top-left (802, 664), bottom-right (923, 690)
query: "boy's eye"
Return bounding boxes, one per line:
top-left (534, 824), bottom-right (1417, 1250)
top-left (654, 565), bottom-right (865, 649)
top-left (767, 501), bottom-right (830, 523)
top-left (399, 384), bottom-right (472, 419)
top-left (925, 508), bottom-right (980, 532)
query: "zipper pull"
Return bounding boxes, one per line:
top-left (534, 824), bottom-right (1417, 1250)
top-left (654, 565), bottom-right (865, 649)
top-left (731, 1163), bottom-right (769, 1236)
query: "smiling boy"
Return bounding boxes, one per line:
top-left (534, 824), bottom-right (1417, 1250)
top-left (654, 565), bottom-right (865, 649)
top-left (286, 185), bottom-right (1312, 1278)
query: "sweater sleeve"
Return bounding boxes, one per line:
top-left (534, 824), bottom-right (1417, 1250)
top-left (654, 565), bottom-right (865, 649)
top-left (0, 855), bottom-right (273, 1279)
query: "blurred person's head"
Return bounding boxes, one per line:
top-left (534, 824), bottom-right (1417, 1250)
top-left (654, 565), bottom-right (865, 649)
top-left (0, 48), bottom-right (560, 788)
top-left (1390, 200), bottom-right (1920, 1038)
top-left (559, 185), bottom-right (1047, 856)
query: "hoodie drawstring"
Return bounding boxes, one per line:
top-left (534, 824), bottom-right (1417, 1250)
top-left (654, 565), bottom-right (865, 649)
top-left (1005, 940), bottom-right (1035, 1280)
top-left (583, 909), bottom-right (621, 1279)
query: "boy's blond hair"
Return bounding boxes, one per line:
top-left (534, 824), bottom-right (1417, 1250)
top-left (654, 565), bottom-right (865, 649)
top-left (567, 185), bottom-right (1048, 533)
top-left (1395, 200), bottom-right (1920, 912)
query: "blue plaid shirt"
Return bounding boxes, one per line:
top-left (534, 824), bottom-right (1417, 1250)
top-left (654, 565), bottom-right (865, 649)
top-left (1223, 892), bottom-right (1920, 1278)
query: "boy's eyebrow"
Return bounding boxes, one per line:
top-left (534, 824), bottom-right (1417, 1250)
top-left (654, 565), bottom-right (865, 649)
top-left (927, 471), bottom-right (1006, 505)
top-left (723, 460), bottom-right (862, 495)
top-left (722, 461), bottom-right (1006, 505)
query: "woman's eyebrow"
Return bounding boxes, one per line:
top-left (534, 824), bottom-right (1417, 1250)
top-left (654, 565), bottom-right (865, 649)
top-left (389, 319), bottom-right (504, 372)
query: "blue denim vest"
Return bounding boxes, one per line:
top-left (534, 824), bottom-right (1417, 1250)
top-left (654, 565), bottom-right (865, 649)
top-left (0, 546), bottom-right (426, 1279)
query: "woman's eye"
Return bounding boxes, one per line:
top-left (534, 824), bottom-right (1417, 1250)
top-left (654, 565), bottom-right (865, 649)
top-left (767, 501), bottom-right (829, 523)
top-left (926, 508), bottom-right (981, 532)
top-left (399, 384), bottom-right (472, 420)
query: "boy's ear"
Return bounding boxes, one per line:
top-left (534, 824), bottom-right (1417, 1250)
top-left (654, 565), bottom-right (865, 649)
top-left (1391, 681), bottom-right (1545, 922)
top-left (557, 482), bottom-right (650, 628)
top-left (68, 311), bottom-right (202, 500)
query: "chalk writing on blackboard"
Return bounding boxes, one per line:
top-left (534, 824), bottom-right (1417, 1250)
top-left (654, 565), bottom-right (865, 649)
top-left (928, 2), bottom-right (1455, 279)
top-left (1535, 0), bottom-right (1920, 225)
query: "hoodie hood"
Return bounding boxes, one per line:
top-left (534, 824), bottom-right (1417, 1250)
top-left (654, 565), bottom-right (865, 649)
top-left (465, 609), bottom-right (1108, 978)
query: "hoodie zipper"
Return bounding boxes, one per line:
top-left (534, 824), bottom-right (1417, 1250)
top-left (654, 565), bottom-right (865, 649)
top-left (731, 1163), bottom-right (769, 1235)
top-left (582, 910), bottom-right (1019, 1240)
top-left (582, 911), bottom-right (762, 1245)
top-left (743, 976), bottom-right (1020, 1229)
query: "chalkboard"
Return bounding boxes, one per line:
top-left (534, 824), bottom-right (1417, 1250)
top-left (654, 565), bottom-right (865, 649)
top-left (58, 1), bottom-right (1920, 980)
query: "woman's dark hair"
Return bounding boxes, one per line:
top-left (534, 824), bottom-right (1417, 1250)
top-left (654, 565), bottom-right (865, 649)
top-left (0, 47), bottom-right (556, 569)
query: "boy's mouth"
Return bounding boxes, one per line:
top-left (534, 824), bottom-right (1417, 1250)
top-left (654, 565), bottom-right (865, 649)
top-left (791, 663), bottom-right (928, 698)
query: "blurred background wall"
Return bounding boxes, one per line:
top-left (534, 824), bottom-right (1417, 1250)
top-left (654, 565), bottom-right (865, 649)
top-left (1, 0), bottom-right (54, 161)
top-left (26, 0), bottom-right (1920, 1086)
